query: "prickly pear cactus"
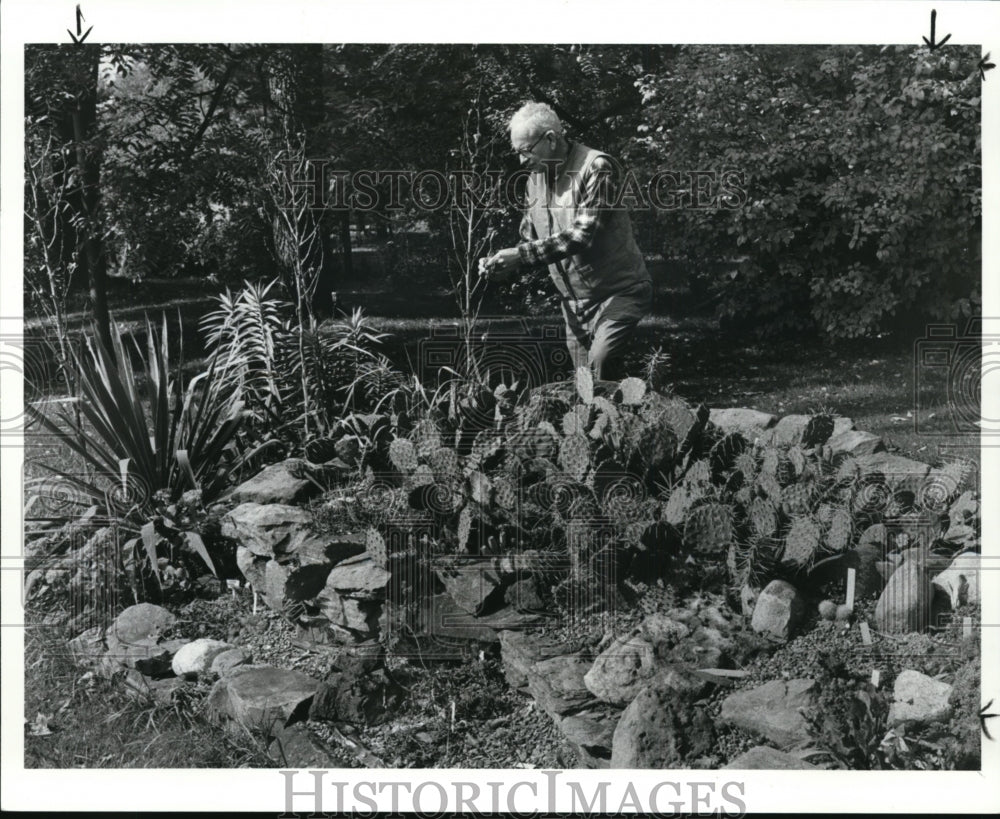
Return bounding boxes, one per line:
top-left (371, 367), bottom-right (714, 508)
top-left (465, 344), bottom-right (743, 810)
top-left (825, 507), bottom-right (853, 551)
top-left (457, 505), bottom-right (473, 552)
top-left (559, 433), bottom-right (591, 481)
top-left (389, 437), bottom-right (418, 473)
top-left (683, 502), bottom-right (734, 553)
top-left (780, 481), bottom-right (814, 517)
top-left (366, 527), bottom-right (387, 569)
top-left (783, 516), bottom-right (822, 567)
top-left (749, 497), bottom-right (779, 537)
top-left (575, 366), bottom-right (594, 404)
top-left (562, 405), bottom-right (592, 437)
top-left (426, 445), bottom-right (460, 481)
top-left (411, 418), bottom-right (442, 460)
top-left (493, 474), bottom-right (518, 511)
top-left (787, 446), bottom-right (807, 478)
top-left (710, 432), bottom-right (748, 477)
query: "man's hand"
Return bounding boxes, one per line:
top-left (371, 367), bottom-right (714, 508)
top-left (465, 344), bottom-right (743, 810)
top-left (485, 247), bottom-right (521, 278)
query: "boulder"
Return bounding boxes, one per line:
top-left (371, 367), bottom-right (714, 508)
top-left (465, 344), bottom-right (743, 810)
top-left (770, 414), bottom-right (811, 446)
top-left (236, 546), bottom-right (267, 589)
top-left (504, 578), bottom-right (547, 613)
top-left (105, 603), bottom-right (176, 650)
top-left (123, 669), bottom-right (189, 706)
top-left (875, 555), bottom-right (932, 633)
top-left (889, 669), bottom-right (953, 727)
top-left (751, 580), bottom-right (805, 641)
top-left (723, 746), bottom-right (819, 770)
top-left (433, 558), bottom-right (503, 616)
top-left (222, 503), bottom-right (360, 565)
top-left (828, 429), bottom-right (885, 457)
top-left (831, 416), bottom-right (854, 437)
top-left (610, 683), bottom-right (715, 768)
top-left (206, 665), bottom-right (321, 733)
top-left (526, 653), bottom-right (596, 720)
top-left (718, 678), bottom-right (816, 747)
top-left (263, 560), bottom-right (292, 612)
top-left (948, 491), bottom-right (979, 528)
top-left (227, 458), bottom-right (318, 505)
top-left (709, 408), bottom-right (777, 437)
top-left (67, 626), bottom-right (106, 668)
top-left (931, 551), bottom-right (980, 609)
top-left (211, 647), bottom-right (251, 677)
top-left (638, 612), bottom-right (690, 645)
top-left (584, 634), bottom-right (659, 705)
top-left (323, 554), bottom-right (390, 601)
top-left (171, 638), bottom-right (235, 679)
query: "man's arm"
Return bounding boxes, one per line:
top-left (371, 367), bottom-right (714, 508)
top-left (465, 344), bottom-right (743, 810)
top-left (516, 155), bottom-right (618, 267)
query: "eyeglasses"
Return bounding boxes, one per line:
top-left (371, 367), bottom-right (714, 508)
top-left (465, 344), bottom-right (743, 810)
top-left (514, 130), bottom-right (551, 158)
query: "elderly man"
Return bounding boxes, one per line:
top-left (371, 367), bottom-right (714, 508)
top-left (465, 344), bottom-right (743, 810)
top-left (484, 102), bottom-right (652, 381)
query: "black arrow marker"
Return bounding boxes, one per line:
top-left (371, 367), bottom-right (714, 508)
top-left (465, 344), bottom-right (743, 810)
top-left (922, 9), bottom-right (952, 52)
top-left (68, 4), bottom-right (92, 44)
top-left (979, 53), bottom-right (996, 81)
top-left (980, 699), bottom-right (997, 741)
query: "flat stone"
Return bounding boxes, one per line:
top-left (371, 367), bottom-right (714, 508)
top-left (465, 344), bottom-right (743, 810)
top-left (718, 678), bottom-right (816, 748)
top-left (123, 669), bottom-right (189, 705)
top-left (417, 594), bottom-right (546, 649)
top-left (309, 668), bottom-right (404, 725)
top-left (724, 746), bottom-right (819, 769)
top-left (227, 458), bottom-right (317, 505)
top-left (709, 408), bottom-right (777, 437)
top-left (433, 557), bottom-right (503, 616)
top-left (206, 665), bottom-right (320, 733)
top-left (889, 669), bottom-right (953, 727)
top-left (856, 453), bottom-right (931, 485)
top-left (268, 722), bottom-right (335, 767)
top-left (875, 556), bottom-right (932, 633)
top-left (559, 710), bottom-right (620, 768)
top-left (172, 638), bottom-right (235, 679)
top-left (499, 630), bottom-right (585, 690)
top-left (931, 551), bottom-right (980, 609)
top-left (211, 647), bottom-right (251, 677)
top-left (751, 579), bottom-right (805, 641)
top-left (527, 653), bottom-right (597, 720)
top-left (324, 554), bottom-right (390, 601)
top-left (828, 429), bottom-right (885, 457)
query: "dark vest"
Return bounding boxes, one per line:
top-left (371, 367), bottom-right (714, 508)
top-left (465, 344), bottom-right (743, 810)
top-left (526, 141), bottom-right (650, 302)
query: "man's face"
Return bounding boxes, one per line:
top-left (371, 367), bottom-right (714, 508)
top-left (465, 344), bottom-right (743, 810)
top-left (511, 123), bottom-right (556, 172)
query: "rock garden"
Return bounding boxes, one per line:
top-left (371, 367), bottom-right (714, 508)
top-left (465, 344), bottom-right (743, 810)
top-left (24, 325), bottom-right (983, 770)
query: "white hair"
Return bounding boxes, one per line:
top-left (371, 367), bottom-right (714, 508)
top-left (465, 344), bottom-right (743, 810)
top-left (509, 102), bottom-right (564, 138)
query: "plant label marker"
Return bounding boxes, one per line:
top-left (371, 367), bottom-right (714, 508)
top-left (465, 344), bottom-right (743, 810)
top-left (845, 567), bottom-right (856, 610)
top-left (871, 669), bottom-right (881, 688)
top-left (860, 621), bottom-right (872, 645)
top-left (963, 616), bottom-right (973, 640)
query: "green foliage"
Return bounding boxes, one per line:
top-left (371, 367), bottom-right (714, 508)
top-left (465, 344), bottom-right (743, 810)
top-left (633, 45), bottom-right (980, 337)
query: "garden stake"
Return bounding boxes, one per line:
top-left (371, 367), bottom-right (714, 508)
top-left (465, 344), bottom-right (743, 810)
top-left (859, 621), bottom-right (872, 646)
top-left (845, 567), bottom-right (856, 610)
top-left (871, 669), bottom-right (881, 689)
top-left (963, 616), bottom-right (973, 640)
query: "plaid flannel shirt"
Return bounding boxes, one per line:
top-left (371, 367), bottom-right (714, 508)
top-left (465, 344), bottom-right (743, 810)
top-left (517, 154), bottom-right (618, 267)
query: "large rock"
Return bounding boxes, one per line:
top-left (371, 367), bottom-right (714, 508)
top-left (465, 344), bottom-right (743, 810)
top-left (526, 653), bottom-right (596, 720)
top-left (268, 722), bottom-right (335, 767)
top-left (889, 669), bottom-right (953, 727)
top-left (770, 414), bottom-right (811, 446)
top-left (171, 638), bottom-right (234, 679)
top-left (67, 626), bottom-right (106, 668)
top-left (751, 580), bottom-right (805, 641)
top-left (828, 429), bottom-right (885, 457)
top-left (227, 458), bottom-right (317, 505)
top-left (206, 665), bottom-right (320, 733)
top-left (433, 558), bottom-right (504, 616)
top-left (584, 634), bottom-right (659, 705)
top-left (875, 554), bottom-right (932, 633)
top-left (236, 546), bottom-right (267, 589)
top-left (931, 551), bottom-right (980, 609)
top-left (724, 746), bottom-right (819, 769)
top-left (610, 683), bottom-right (715, 768)
top-left (222, 503), bottom-right (362, 566)
top-left (718, 678), bottom-right (816, 747)
top-left (413, 594), bottom-right (546, 650)
top-left (106, 603), bottom-right (176, 650)
top-left (323, 554), bottom-right (390, 601)
top-left (709, 408), bottom-right (777, 438)
top-left (211, 647), bottom-right (251, 677)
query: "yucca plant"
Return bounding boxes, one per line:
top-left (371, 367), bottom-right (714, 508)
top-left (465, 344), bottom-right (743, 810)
top-left (28, 314), bottom-right (247, 523)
